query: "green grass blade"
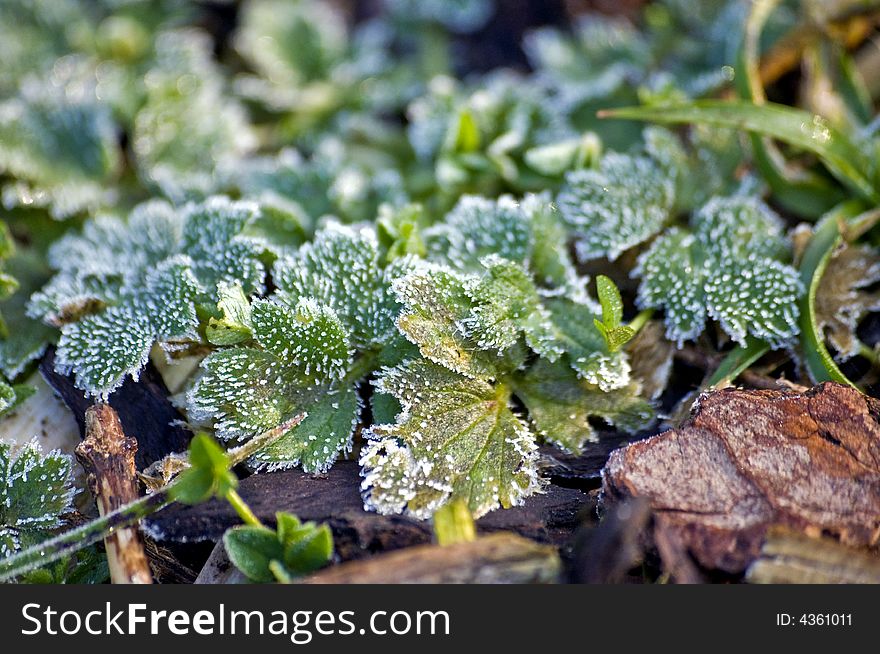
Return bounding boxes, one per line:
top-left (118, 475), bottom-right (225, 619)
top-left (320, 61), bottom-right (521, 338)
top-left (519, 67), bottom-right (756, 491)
top-left (601, 101), bottom-right (879, 203)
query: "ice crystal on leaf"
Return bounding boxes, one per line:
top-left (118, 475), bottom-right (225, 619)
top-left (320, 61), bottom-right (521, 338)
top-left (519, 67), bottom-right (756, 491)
top-left (635, 196), bottom-right (803, 347)
top-left (0, 440), bottom-right (75, 558)
top-left (188, 298), bottom-right (357, 473)
top-left (33, 197), bottom-right (265, 397)
top-left (189, 223), bottom-right (407, 471)
top-left (511, 359), bottom-right (652, 454)
top-left (360, 359), bottom-right (542, 519)
top-left (556, 153), bottom-right (675, 262)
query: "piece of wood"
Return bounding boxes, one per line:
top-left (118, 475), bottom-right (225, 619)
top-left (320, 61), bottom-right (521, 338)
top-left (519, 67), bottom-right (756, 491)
top-left (300, 533), bottom-right (561, 584)
top-left (76, 404), bottom-right (152, 584)
top-left (144, 460), bottom-right (588, 559)
top-left (603, 382), bottom-right (880, 574)
top-left (41, 347), bottom-right (191, 470)
top-left (747, 527), bottom-right (880, 584)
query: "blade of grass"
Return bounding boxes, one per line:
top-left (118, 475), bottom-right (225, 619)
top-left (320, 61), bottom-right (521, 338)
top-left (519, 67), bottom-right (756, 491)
top-left (600, 101), bottom-right (879, 203)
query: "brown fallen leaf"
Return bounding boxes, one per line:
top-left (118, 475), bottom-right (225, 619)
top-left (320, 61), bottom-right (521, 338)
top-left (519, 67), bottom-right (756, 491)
top-left (602, 382), bottom-right (880, 574)
top-left (815, 243), bottom-right (880, 360)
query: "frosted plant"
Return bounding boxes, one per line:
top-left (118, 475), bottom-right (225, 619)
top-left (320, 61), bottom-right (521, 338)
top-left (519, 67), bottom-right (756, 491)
top-left (420, 195), bottom-right (628, 388)
top-left (556, 154), bottom-right (675, 262)
top-left (31, 197), bottom-right (266, 397)
top-left (0, 440), bottom-right (75, 558)
top-left (188, 223), bottom-right (415, 472)
top-left (635, 196), bottom-right (803, 347)
top-left (406, 72), bottom-right (576, 201)
top-left (133, 30), bottom-right (257, 202)
top-left (361, 261), bottom-right (653, 518)
top-left (0, 72), bottom-right (120, 219)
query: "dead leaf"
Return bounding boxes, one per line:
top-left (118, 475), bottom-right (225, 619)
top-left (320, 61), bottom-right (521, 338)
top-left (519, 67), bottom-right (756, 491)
top-left (815, 243), bottom-right (880, 360)
top-left (627, 320), bottom-right (675, 400)
top-left (602, 382), bottom-right (880, 573)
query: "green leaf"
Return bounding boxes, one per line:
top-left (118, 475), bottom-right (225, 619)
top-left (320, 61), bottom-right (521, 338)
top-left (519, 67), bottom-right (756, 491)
top-left (556, 153), bottom-right (674, 261)
top-left (603, 101), bottom-right (879, 203)
top-left (393, 265), bottom-right (499, 379)
top-left (276, 512), bottom-right (333, 576)
top-left (544, 297), bottom-right (631, 390)
top-left (223, 511), bottom-right (332, 583)
top-left (512, 359), bottom-right (653, 454)
top-left (170, 434), bottom-right (237, 506)
top-left (796, 204), bottom-right (860, 386)
top-left (593, 274), bottom-right (634, 353)
top-left (461, 256), bottom-right (560, 360)
top-left (427, 195), bottom-right (533, 271)
top-left (223, 525), bottom-right (281, 583)
top-left (0, 440), bottom-right (75, 558)
top-left (206, 282), bottom-right (253, 346)
top-left (360, 360), bottom-right (543, 519)
top-left (188, 298), bottom-right (358, 472)
top-left (635, 197), bottom-right (802, 348)
top-left (273, 223), bottom-right (396, 349)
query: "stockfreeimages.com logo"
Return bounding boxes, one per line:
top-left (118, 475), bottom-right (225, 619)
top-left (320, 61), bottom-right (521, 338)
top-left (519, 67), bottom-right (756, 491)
top-left (21, 603), bottom-right (450, 644)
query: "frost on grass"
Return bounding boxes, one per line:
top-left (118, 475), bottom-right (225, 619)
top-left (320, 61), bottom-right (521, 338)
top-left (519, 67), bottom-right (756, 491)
top-left (33, 197), bottom-right (265, 397)
top-left (0, 440), bottom-right (75, 558)
top-left (360, 359), bottom-right (543, 519)
top-left (635, 196), bottom-right (803, 348)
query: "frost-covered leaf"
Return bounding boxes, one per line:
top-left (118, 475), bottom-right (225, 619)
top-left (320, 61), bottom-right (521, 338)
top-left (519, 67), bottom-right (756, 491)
top-left (274, 223), bottom-right (399, 349)
top-left (0, 440), bottom-right (75, 558)
top-left (461, 256), bottom-right (559, 360)
top-left (0, 73), bottom-right (120, 218)
top-left (512, 359), bottom-right (653, 454)
top-left (36, 196), bottom-right (264, 396)
top-left (426, 195), bottom-right (532, 271)
top-left (814, 244), bottom-right (880, 360)
top-left (557, 153), bottom-right (675, 262)
top-left (634, 229), bottom-right (706, 345)
top-left (133, 30), bottom-right (256, 201)
top-left (188, 298), bottom-right (356, 472)
top-left (635, 197), bottom-right (802, 348)
top-left (543, 297), bottom-right (631, 391)
top-left (392, 265), bottom-right (499, 379)
top-left (54, 304), bottom-right (155, 397)
top-left (360, 359), bottom-right (543, 519)
top-left (704, 258), bottom-right (802, 348)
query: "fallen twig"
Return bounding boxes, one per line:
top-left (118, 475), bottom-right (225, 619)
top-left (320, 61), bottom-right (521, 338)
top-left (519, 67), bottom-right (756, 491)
top-left (76, 404), bottom-right (153, 584)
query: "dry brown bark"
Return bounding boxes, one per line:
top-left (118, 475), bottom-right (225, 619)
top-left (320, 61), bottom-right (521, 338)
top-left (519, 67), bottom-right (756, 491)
top-left (76, 404), bottom-right (153, 584)
top-left (603, 382), bottom-right (880, 574)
